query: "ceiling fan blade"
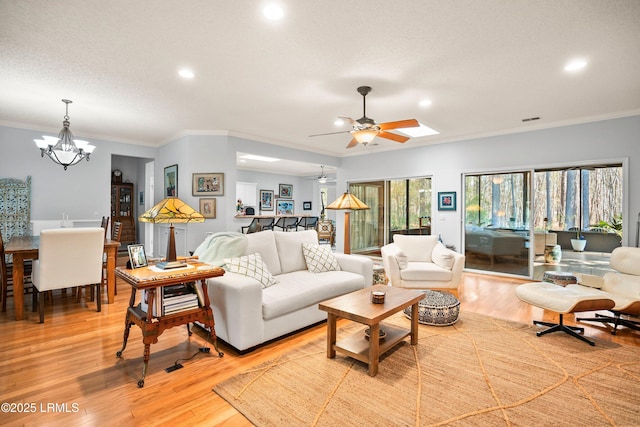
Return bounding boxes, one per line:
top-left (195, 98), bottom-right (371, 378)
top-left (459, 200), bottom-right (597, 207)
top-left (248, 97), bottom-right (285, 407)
top-left (378, 119), bottom-right (419, 131)
top-left (309, 130), bottom-right (352, 137)
top-left (378, 131), bottom-right (409, 143)
top-left (338, 116), bottom-right (359, 127)
top-left (346, 138), bottom-right (359, 149)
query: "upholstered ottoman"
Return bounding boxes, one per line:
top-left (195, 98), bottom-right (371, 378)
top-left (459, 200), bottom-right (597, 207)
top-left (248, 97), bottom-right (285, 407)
top-left (403, 290), bottom-right (460, 326)
top-left (516, 282), bottom-right (615, 345)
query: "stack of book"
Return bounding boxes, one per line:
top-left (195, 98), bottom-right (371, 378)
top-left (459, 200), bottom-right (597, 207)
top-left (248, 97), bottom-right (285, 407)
top-left (141, 283), bottom-right (203, 316)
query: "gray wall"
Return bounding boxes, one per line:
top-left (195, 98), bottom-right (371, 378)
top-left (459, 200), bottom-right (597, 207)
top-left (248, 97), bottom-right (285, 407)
top-left (337, 115), bottom-right (639, 252)
top-left (2, 114), bottom-right (638, 256)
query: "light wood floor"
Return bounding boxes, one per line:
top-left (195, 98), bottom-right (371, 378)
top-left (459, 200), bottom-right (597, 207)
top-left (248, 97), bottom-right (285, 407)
top-left (1, 268), bottom-right (638, 426)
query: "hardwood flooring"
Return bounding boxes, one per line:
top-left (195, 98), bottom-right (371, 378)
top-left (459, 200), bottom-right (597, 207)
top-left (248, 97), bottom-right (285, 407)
top-left (1, 267), bottom-right (638, 426)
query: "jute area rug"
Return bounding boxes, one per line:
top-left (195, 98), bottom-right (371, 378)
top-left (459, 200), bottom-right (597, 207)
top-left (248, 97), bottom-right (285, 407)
top-left (214, 311), bottom-right (640, 426)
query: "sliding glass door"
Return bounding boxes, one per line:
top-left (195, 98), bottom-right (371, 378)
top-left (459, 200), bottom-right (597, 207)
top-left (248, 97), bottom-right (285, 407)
top-left (464, 171), bottom-right (532, 276)
top-left (349, 177), bottom-right (432, 256)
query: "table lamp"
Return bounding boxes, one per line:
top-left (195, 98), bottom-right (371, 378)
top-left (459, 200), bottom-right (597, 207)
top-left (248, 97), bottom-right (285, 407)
top-left (325, 190), bottom-right (369, 254)
top-left (139, 197), bottom-right (205, 269)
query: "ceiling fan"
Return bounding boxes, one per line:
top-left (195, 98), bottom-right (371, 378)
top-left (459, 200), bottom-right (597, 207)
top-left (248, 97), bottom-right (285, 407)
top-left (310, 86), bottom-right (419, 149)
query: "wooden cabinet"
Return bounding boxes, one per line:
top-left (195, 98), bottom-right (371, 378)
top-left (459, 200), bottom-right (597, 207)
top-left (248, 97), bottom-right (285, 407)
top-left (111, 183), bottom-right (136, 245)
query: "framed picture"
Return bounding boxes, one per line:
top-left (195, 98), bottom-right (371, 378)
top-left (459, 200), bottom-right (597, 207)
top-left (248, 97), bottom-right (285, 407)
top-left (192, 173), bottom-right (224, 196)
top-left (164, 164), bottom-right (178, 198)
top-left (279, 183), bottom-right (293, 199)
top-left (276, 199), bottom-right (294, 215)
top-left (139, 191), bottom-right (144, 205)
top-left (127, 244), bottom-right (148, 269)
top-left (438, 191), bottom-right (457, 211)
top-left (260, 189), bottom-right (274, 211)
top-left (303, 201), bottom-right (312, 210)
top-left (199, 198), bottom-right (216, 219)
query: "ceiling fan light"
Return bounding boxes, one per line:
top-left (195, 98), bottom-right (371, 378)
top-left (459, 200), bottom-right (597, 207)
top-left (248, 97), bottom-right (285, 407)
top-left (353, 129), bottom-right (378, 144)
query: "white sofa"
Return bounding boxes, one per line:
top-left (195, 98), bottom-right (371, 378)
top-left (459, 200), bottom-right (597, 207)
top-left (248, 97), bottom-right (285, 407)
top-left (381, 235), bottom-right (465, 294)
top-left (202, 230), bottom-right (373, 352)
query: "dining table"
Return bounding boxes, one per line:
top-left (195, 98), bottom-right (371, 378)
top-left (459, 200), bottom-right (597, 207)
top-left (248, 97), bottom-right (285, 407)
top-left (5, 235), bottom-right (120, 321)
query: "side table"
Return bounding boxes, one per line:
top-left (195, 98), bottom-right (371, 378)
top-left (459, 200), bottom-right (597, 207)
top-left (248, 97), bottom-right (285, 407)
top-left (115, 262), bottom-right (225, 387)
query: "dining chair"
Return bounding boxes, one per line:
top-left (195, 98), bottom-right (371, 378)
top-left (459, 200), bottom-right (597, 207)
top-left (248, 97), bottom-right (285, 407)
top-left (273, 217), bottom-right (298, 231)
top-left (100, 216), bottom-right (110, 239)
top-left (32, 228), bottom-right (104, 323)
top-left (258, 217), bottom-right (275, 231)
top-left (241, 218), bottom-right (260, 234)
top-left (112, 221), bottom-right (123, 242)
top-left (297, 216), bottom-right (318, 231)
top-left (78, 219), bottom-right (122, 302)
top-left (1, 230), bottom-right (33, 313)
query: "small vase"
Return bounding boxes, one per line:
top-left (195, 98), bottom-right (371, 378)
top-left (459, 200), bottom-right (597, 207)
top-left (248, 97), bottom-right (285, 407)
top-left (571, 239), bottom-right (587, 252)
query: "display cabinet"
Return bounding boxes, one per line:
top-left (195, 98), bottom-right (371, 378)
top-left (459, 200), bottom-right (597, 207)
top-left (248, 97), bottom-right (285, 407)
top-left (111, 183), bottom-right (136, 245)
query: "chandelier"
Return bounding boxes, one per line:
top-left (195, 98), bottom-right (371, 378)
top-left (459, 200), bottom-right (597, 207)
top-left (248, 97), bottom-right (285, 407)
top-left (34, 99), bottom-right (95, 170)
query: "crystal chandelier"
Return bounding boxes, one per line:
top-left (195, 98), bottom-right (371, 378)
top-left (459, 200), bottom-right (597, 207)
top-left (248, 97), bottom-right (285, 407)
top-left (34, 99), bottom-right (95, 170)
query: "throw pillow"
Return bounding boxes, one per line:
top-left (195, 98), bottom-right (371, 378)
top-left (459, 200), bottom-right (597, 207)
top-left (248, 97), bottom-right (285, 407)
top-left (223, 252), bottom-right (278, 288)
top-left (396, 250), bottom-right (409, 270)
top-left (302, 243), bottom-right (341, 273)
top-left (431, 243), bottom-right (454, 270)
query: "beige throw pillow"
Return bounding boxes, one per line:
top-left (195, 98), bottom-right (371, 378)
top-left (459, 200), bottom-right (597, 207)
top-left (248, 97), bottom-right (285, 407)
top-left (302, 243), bottom-right (341, 273)
top-left (224, 252), bottom-right (278, 288)
top-left (431, 243), bottom-right (454, 270)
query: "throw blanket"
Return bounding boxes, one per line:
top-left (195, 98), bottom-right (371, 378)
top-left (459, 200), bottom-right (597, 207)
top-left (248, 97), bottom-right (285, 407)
top-left (192, 232), bottom-right (248, 267)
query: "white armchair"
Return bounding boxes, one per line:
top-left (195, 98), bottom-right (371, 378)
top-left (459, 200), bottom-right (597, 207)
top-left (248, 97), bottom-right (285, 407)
top-left (32, 228), bottom-right (104, 323)
top-left (381, 235), bottom-right (465, 295)
top-left (575, 246), bottom-right (640, 335)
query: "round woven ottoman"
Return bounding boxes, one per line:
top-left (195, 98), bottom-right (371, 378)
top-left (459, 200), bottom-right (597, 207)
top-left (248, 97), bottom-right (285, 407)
top-left (403, 290), bottom-right (460, 326)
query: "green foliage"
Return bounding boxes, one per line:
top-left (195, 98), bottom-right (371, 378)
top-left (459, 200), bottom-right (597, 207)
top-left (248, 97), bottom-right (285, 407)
top-left (592, 214), bottom-right (623, 237)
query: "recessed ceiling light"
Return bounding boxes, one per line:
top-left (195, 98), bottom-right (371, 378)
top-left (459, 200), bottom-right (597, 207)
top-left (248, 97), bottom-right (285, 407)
top-left (334, 118), bottom-right (344, 126)
top-left (396, 122), bottom-right (439, 137)
top-left (564, 59), bottom-right (587, 72)
top-left (263, 4), bottom-right (284, 20)
top-left (239, 154), bottom-right (280, 162)
top-left (178, 69), bottom-right (195, 79)
top-left (419, 99), bottom-right (432, 107)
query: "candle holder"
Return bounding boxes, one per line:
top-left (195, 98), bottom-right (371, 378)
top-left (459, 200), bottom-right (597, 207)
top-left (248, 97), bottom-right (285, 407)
top-left (371, 290), bottom-right (386, 304)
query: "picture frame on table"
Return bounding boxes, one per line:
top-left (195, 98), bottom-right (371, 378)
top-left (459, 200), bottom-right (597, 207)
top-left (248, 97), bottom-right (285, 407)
top-left (260, 189), bottom-right (274, 211)
top-left (199, 198), bottom-right (216, 219)
top-left (276, 199), bottom-right (294, 215)
top-left (192, 173), bottom-right (224, 196)
top-left (164, 164), bottom-right (178, 198)
top-left (127, 244), bottom-right (148, 269)
top-left (303, 201), bottom-right (312, 210)
top-left (437, 191), bottom-right (457, 211)
top-left (279, 184), bottom-right (293, 199)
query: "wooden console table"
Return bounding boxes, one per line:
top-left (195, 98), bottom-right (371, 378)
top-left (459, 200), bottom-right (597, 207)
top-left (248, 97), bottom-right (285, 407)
top-left (115, 261), bottom-right (225, 387)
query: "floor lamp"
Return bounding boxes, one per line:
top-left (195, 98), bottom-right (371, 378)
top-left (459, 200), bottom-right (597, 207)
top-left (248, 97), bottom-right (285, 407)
top-left (139, 197), bottom-right (205, 269)
top-left (326, 190), bottom-right (369, 254)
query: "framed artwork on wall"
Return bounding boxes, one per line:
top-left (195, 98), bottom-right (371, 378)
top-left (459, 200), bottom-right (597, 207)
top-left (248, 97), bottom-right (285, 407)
top-left (279, 183), bottom-right (293, 199)
top-left (164, 164), bottom-right (178, 198)
top-left (303, 201), bottom-right (312, 210)
top-left (276, 199), bottom-right (294, 215)
top-left (199, 198), bottom-right (216, 219)
top-left (192, 173), bottom-right (224, 196)
top-left (260, 189), bottom-right (274, 211)
top-left (438, 191), bottom-right (457, 211)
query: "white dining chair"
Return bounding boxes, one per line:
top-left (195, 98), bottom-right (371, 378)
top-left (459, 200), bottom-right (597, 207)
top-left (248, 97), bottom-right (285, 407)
top-left (31, 228), bottom-right (104, 323)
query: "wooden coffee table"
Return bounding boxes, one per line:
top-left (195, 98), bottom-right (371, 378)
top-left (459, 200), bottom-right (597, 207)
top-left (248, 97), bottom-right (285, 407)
top-left (319, 285), bottom-right (425, 376)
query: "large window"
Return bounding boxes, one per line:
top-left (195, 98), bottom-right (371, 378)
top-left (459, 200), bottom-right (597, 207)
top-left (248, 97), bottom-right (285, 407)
top-left (349, 177), bottom-right (432, 256)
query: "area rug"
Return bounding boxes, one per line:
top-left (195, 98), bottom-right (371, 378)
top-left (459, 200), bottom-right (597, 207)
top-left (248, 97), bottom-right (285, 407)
top-left (214, 312), bottom-right (640, 426)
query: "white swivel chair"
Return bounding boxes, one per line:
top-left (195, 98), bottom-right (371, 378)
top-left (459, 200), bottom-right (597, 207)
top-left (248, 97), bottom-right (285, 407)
top-left (32, 228), bottom-right (104, 323)
top-left (576, 246), bottom-right (640, 335)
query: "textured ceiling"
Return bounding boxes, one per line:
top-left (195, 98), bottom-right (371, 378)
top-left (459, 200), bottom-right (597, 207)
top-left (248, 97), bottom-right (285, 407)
top-left (1, 0), bottom-right (639, 168)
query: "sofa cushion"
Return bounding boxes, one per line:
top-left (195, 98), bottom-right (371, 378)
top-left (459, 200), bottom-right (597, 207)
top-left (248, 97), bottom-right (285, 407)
top-left (223, 252), bottom-right (278, 288)
top-left (399, 261), bottom-right (453, 282)
top-left (274, 230), bottom-right (319, 274)
top-left (245, 230), bottom-right (281, 275)
top-left (262, 270), bottom-right (364, 319)
top-left (302, 243), bottom-right (341, 273)
top-left (393, 235), bottom-right (438, 262)
top-left (396, 250), bottom-right (409, 270)
top-left (431, 242), bottom-right (454, 270)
